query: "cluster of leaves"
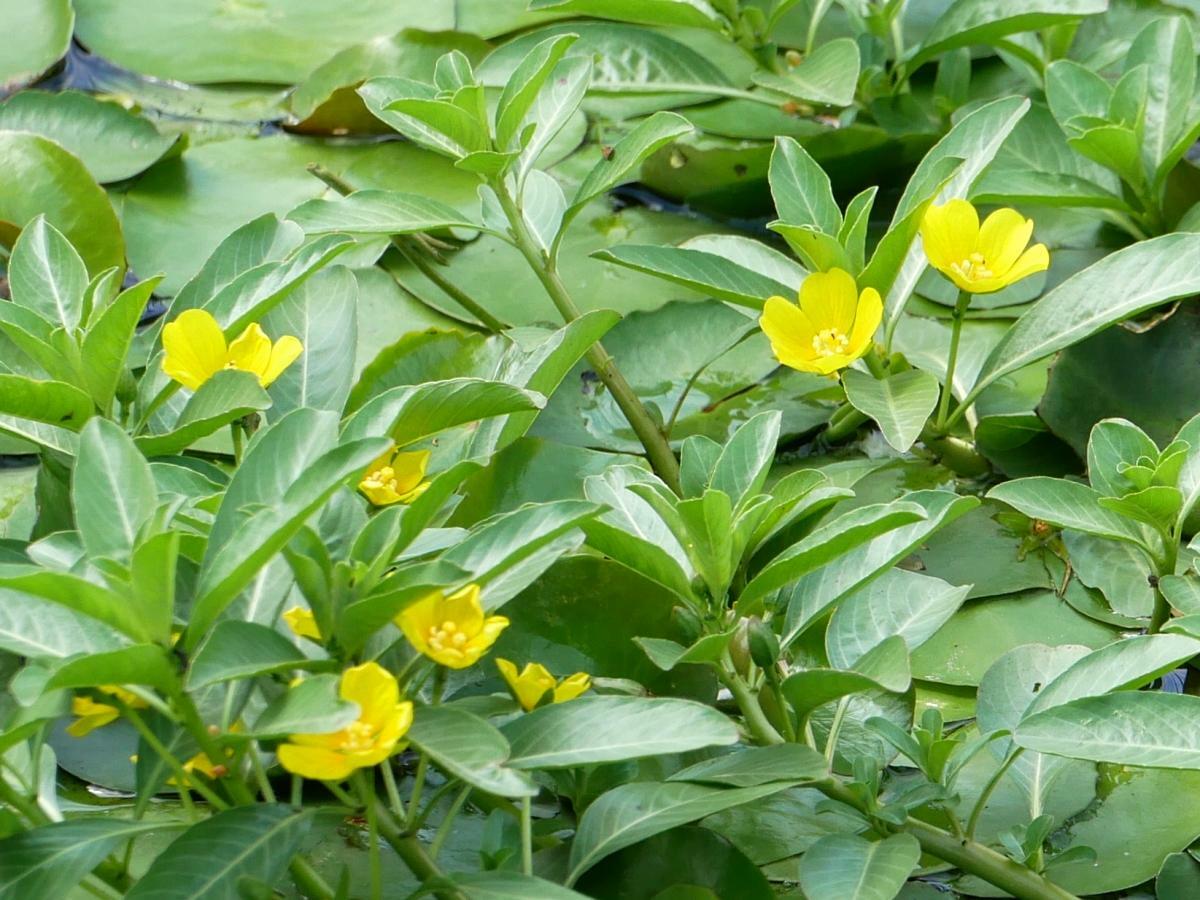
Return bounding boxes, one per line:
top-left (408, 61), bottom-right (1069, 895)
top-left (6, 1), bottom-right (1200, 899)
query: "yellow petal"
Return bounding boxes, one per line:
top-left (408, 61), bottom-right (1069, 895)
top-left (278, 743), bottom-right (356, 781)
top-left (227, 323), bottom-right (273, 380)
top-left (396, 591), bottom-right (442, 655)
top-left (846, 288), bottom-right (883, 356)
top-left (760, 296), bottom-right (817, 365)
top-left (261, 334), bottom-right (303, 387)
top-left (396, 481), bottom-right (431, 504)
top-left (441, 584), bottom-right (485, 637)
top-left (162, 309), bottom-right (228, 391)
top-left (920, 199), bottom-right (979, 274)
top-left (339, 662), bottom-right (399, 727)
top-left (799, 268), bottom-right (858, 334)
top-left (390, 450), bottom-right (431, 494)
top-left (498, 659), bottom-right (556, 711)
top-left (1001, 243), bottom-right (1050, 287)
top-left (553, 672), bottom-right (591, 704)
top-left (283, 607), bottom-right (321, 641)
top-left (360, 474), bottom-right (404, 506)
top-left (978, 208), bottom-right (1034, 276)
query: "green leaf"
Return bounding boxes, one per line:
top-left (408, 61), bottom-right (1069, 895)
top-left (842, 369), bottom-right (941, 453)
top-left (798, 833), bottom-right (921, 900)
top-left (1045, 59), bottom-right (1112, 127)
top-left (251, 673), bottom-right (360, 737)
top-left (742, 500), bottom-right (928, 605)
top-left (495, 34), bottom-right (578, 149)
top-left (752, 38), bottom-right (860, 107)
top-left (0, 586), bottom-right (129, 658)
top-left (73, 418), bottom-right (157, 563)
top-left (1157, 851), bottom-right (1200, 900)
top-left (1024, 634), bottom-right (1200, 718)
top-left (1, 0), bottom-right (72, 89)
top-left (187, 621), bottom-right (309, 689)
top-left (1127, 16), bottom-right (1195, 180)
top-left (769, 223), bottom-right (850, 273)
top-left (0, 819), bottom-right (167, 900)
top-left (340, 378), bottom-right (542, 447)
top-left (188, 436), bottom-right (390, 647)
top-left (908, 0), bottom-right (1106, 71)
top-left (0, 131), bottom-right (125, 276)
top-left (571, 112), bottom-right (694, 212)
top-left (987, 478), bottom-right (1150, 547)
top-left (709, 411), bottom-right (781, 509)
top-left (407, 705), bottom-right (536, 797)
top-left (769, 137), bottom-right (841, 234)
top-left (1016, 692), bottom-right (1200, 769)
top-left (47, 643), bottom-right (177, 693)
top-left (528, 0), bottom-right (724, 30)
top-left (567, 781), bottom-right (796, 884)
top-left (0, 567), bottom-right (153, 643)
top-left (7, 216), bottom-right (88, 330)
top-left (81, 277), bottom-right (159, 411)
top-left (125, 805), bottom-right (313, 900)
top-left (1087, 418), bottom-right (1159, 498)
top-left (591, 243), bottom-right (792, 308)
top-left (0, 376), bottom-right (93, 430)
top-left (504, 696), bottom-right (738, 769)
top-left (635, 631), bottom-right (734, 671)
top-left (668, 743), bottom-right (827, 787)
top-left (263, 266), bottom-right (356, 417)
top-left (966, 234), bottom-right (1200, 405)
top-left (0, 90), bottom-right (176, 183)
top-left (135, 370), bottom-right (272, 457)
top-left (825, 569), bottom-right (970, 669)
top-left (452, 872), bottom-right (594, 899)
top-left (287, 189), bottom-right (478, 235)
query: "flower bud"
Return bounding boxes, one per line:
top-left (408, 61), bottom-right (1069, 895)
top-left (729, 618), bottom-right (752, 678)
top-left (671, 605), bottom-right (703, 645)
top-left (747, 617), bottom-right (780, 669)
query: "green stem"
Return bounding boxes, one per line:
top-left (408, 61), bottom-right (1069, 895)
top-left (934, 290), bottom-right (971, 432)
top-left (249, 743), bottom-right (276, 803)
top-left (824, 696), bottom-right (851, 766)
top-left (119, 704), bottom-right (229, 810)
top-left (306, 164), bottom-right (508, 332)
top-left (373, 800), bottom-right (466, 900)
top-left (491, 179), bottom-right (683, 495)
top-left (823, 401), bottom-right (869, 444)
top-left (406, 754), bottom-right (430, 832)
top-left (1150, 542), bottom-right (1179, 633)
top-left (289, 856), bottom-right (336, 900)
top-left (520, 795), bottom-right (534, 876)
top-left (230, 422), bottom-right (244, 465)
top-left (724, 673), bottom-right (1079, 900)
top-left (429, 785), bottom-right (472, 862)
top-left (381, 760), bottom-right (407, 820)
top-left (355, 773), bottom-right (383, 900)
top-left (967, 747), bottom-right (1024, 840)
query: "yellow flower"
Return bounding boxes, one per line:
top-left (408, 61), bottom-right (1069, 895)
top-left (359, 448), bottom-right (431, 506)
top-left (496, 658), bottom-right (591, 712)
top-left (397, 584), bottom-right (508, 669)
top-left (920, 199), bottom-right (1049, 294)
top-left (759, 268), bottom-right (882, 375)
top-left (283, 607), bottom-right (322, 642)
top-left (170, 725), bottom-right (240, 785)
top-left (67, 686), bottom-right (148, 738)
top-left (162, 309), bottom-right (302, 391)
top-left (277, 662), bottom-right (413, 781)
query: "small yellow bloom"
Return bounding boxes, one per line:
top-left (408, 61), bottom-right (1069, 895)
top-left (162, 309), bottom-right (302, 391)
top-left (277, 662), bottom-right (413, 781)
top-left (920, 199), bottom-right (1049, 294)
top-left (759, 268), bottom-right (882, 376)
top-left (67, 686), bottom-right (148, 738)
top-left (170, 725), bottom-right (240, 785)
top-left (397, 584), bottom-right (508, 669)
top-left (359, 448), bottom-right (431, 506)
top-left (496, 658), bottom-right (591, 711)
top-left (283, 607), bottom-right (322, 642)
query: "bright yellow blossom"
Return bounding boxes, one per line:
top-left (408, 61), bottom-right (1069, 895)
top-left (397, 584), bottom-right (508, 669)
top-left (277, 663), bottom-right (413, 781)
top-left (359, 448), bottom-right (431, 506)
top-left (496, 658), bottom-right (591, 711)
top-left (67, 686), bottom-right (148, 738)
top-left (920, 199), bottom-right (1049, 294)
top-left (283, 607), bottom-right (322, 642)
top-left (759, 268), bottom-right (882, 375)
top-left (162, 308), bottom-right (302, 391)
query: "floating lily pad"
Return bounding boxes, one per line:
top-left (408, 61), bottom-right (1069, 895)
top-left (1, 0), bottom-right (72, 91)
top-left (0, 130), bottom-right (125, 275)
top-left (73, 0), bottom-right (454, 84)
top-left (120, 135), bottom-right (480, 292)
top-left (0, 91), bottom-right (178, 183)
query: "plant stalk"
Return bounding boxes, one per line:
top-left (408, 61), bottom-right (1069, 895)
top-left (934, 290), bottom-right (972, 432)
top-left (490, 181), bottom-right (682, 493)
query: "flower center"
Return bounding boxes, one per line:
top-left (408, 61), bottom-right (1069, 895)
top-left (363, 465), bottom-right (399, 494)
top-left (340, 720), bottom-right (377, 752)
top-left (427, 619), bottom-right (470, 652)
top-left (950, 251), bottom-right (994, 282)
top-left (811, 328), bottom-right (850, 358)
